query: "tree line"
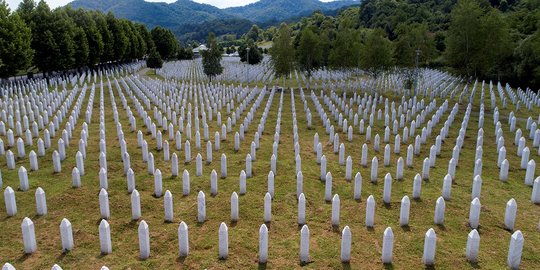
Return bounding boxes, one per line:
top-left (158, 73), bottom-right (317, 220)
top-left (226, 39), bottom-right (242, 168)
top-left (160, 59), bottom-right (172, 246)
top-left (267, 0), bottom-right (540, 88)
top-left (0, 0), bottom-right (191, 79)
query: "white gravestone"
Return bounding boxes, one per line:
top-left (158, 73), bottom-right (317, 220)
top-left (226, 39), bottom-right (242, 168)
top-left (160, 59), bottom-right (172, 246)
top-left (382, 227), bottom-right (394, 264)
top-left (4, 186), bottom-right (17, 216)
top-left (300, 225), bottom-right (310, 264)
top-left (138, 220), bottom-right (150, 260)
top-left (469, 198), bottom-right (481, 229)
top-left (198, 191), bottom-right (206, 223)
top-left (298, 193), bottom-right (306, 225)
top-left (331, 194), bottom-right (340, 227)
top-left (466, 229), bottom-right (480, 263)
top-left (99, 219), bottom-right (112, 254)
top-left (21, 217), bottom-right (37, 254)
top-left (423, 228), bottom-right (436, 266)
top-left (259, 224), bottom-right (268, 263)
top-left (231, 192), bottom-right (239, 222)
top-left (507, 230), bottom-right (524, 269)
top-left (366, 195), bottom-right (375, 227)
top-left (400, 196), bottom-right (410, 226)
top-left (178, 221), bottom-right (189, 257)
top-left (434, 197), bottom-right (445, 225)
top-left (131, 190), bottom-right (141, 220)
top-left (505, 198), bottom-right (517, 231)
top-left (164, 190), bottom-right (173, 222)
top-left (35, 187), bottom-right (47, 215)
top-left (341, 226), bottom-right (351, 263)
top-left (218, 223), bottom-right (229, 259)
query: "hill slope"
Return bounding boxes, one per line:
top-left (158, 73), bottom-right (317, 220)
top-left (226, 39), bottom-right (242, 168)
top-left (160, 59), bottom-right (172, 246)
top-left (225, 0), bottom-right (359, 23)
top-left (68, 0), bottom-right (236, 29)
top-left (68, 0), bottom-right (360, 34)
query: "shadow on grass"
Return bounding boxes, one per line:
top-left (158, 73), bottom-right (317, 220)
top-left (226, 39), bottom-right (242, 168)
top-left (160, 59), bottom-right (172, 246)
top-left (96, 253), bottom-right (108, 259)
top-left (331, 225), bottom-right (340, 233)
top-left (341, 262), bottom-right (351, 270)
top-left (436, 224), bottom-right (447, 231)
top-left (229, 220), bottom-right (238, 228)
top-left (383, 203), bottom-right (392, 209)
top-left (56, 251), bottom-right (68, 261)
top-left (384, 263), bottom-right (394, 270)
top-left (258, 262), bottom-right (267, 270)
top-left (299, 260), bottom-right (313, 267)
top-left (176, 256), bottom-right (187, 264)
top-left (16, 253), bottom-right (31, 263)
top-left (468, 261), bottom-right (481, 269)
top-left (425, 265), bottom-right (436, 270)
top-left (367, 226), bottom-right (375, 232)
top-left (401, 225), bottom-right (411, 232)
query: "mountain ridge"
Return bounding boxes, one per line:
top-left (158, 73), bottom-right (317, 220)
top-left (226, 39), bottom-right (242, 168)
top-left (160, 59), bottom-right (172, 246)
top-left (224, 0), bottom-right (359, 23)
top-left (68, 0), bottom-right (360, 40)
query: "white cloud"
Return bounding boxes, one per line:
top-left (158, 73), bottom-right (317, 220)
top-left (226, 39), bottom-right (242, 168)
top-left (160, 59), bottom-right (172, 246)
top-left (6, 0), bottom-right (341, 10)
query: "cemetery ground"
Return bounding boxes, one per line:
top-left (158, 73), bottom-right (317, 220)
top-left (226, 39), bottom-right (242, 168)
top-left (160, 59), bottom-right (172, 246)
top-left (1, 63), bottom-right (540, 269)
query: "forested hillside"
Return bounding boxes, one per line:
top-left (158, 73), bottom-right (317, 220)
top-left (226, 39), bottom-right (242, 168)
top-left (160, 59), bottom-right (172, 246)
top-left (260, 0), bottom-right (540, 88)
top-left (0, 0), bottom-right (186, 78)
top-left (68, 0), bottom-right (360, 42)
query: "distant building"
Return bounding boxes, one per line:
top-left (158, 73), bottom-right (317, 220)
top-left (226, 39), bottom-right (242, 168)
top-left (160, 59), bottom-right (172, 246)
top-left (193, 45), bottom-right (207, 58)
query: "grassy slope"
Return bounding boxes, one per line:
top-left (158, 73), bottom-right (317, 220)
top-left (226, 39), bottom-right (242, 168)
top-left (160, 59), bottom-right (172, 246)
top-left (0, 71), bottom-right (539, 269)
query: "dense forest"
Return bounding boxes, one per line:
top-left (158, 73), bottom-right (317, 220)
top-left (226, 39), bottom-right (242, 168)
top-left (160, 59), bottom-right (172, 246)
top-left (263, 0), bottom-right (540, 88)
top-left (0, 0), bottom-right (189, 79)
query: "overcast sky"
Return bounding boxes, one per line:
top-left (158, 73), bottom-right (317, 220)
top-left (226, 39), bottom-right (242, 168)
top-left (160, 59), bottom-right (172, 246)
top-left (6, 0), bottom-right (338, 10)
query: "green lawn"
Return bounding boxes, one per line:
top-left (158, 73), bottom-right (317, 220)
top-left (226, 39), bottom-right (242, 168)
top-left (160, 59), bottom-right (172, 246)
top-left (0, 66), bottom-right (539, 269)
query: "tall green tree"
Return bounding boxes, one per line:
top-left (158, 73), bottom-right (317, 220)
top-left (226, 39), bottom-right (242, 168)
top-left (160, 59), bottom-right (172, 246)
top-left (239, 40), bottom-right (262, 65)
top-left (476, 9), bottom-right (512, 78)
top-left (93, 11), bottom-right (114, 62)
top-left (136, 23), bottom-right (154, 53)
top-left (73, 26), bottom-right (89, 68)
top-left (201, 32), bottom-right (223, 81)
top-left (296, 26), bottom-right (322, 86)
top-left (318, 29), bottom-right (333, 67)
top-left (51, 8), bottom-right (76, 71)
top-left (151, 26), bottom-right (178, 60)
top-left (146, 47), bottom-right (163, 70)
top-left (132, 23), bottom-right (147, 59)
top-left (16, 0), bottom-right (35, 24)
top-left (68, 8), bottom-right (103, 66)
top-left (446, 0), bottom-right (511, 77)
top-left (359, 29), bottom-right (395, 77)
top-left (515, 26), bottom-right (540, 87)
top-left (328, 28), bottom-right (361, 69)
top-left (107, 12), bottom-right (128, 61)
top-left (28, 0), bottom-right (57, 73)
top-left (177, 46), bottom-right (194, 60)
top-left (394, 23), bottom-right (436, 68)
top-left (246, 24), bottom-right (262, 42)
top-left (270, 23), bottom-right (295, 81)
top-left (121, 19), bottom-right (135, 60)
top-left (0, 1), bottom-right (33, 78)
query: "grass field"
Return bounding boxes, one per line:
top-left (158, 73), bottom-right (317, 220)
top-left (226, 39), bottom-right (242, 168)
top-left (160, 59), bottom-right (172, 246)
top-left (0, 65), bottom-right (539, 269)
